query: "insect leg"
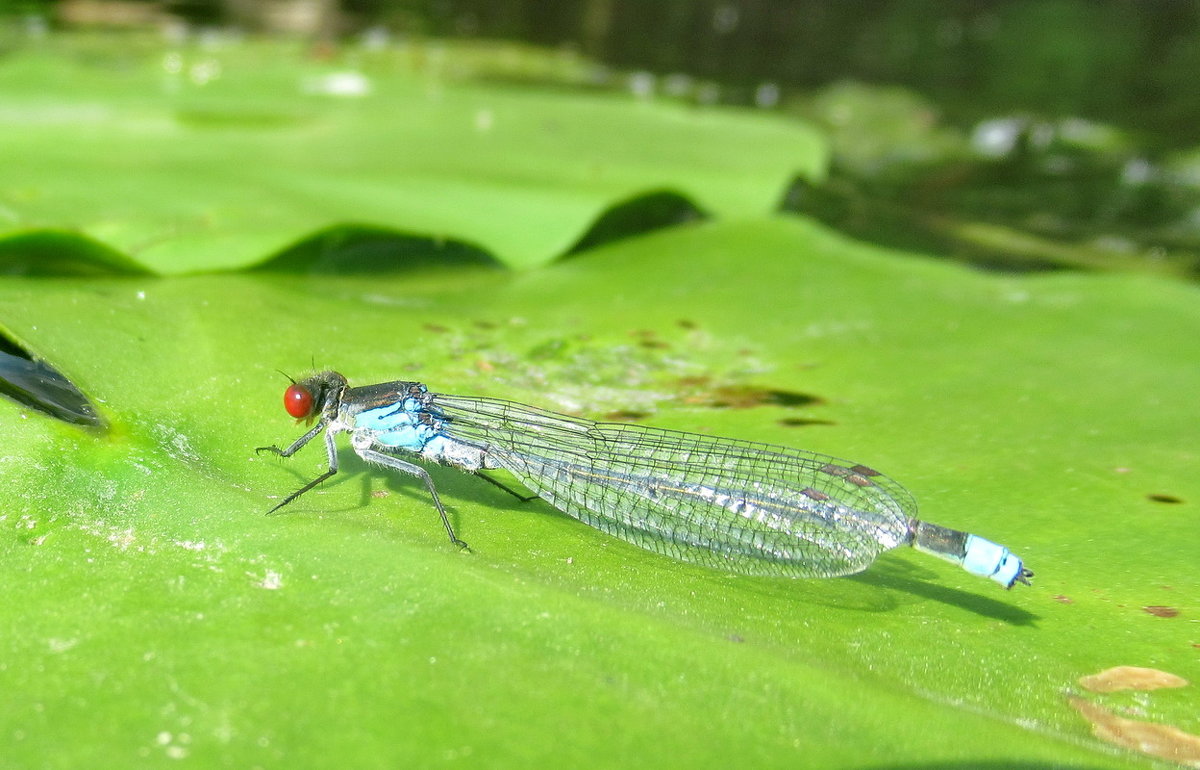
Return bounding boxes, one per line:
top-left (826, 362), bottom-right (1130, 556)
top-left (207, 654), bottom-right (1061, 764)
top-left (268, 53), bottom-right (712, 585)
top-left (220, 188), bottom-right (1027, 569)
top-left (354, 445), bottom-right (470, 551)
top-left (256, 418), bottom-right (328, 458)
top-left (265, 427), bottom-right (341, 514)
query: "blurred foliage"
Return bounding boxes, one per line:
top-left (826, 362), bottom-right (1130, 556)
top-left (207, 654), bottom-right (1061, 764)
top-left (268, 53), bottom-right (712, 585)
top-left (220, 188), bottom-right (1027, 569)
top-left (787, 82), bottom-right (1200, 277)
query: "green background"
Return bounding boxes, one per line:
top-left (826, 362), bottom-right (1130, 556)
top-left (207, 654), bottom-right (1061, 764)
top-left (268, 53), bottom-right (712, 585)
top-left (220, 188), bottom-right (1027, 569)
top-left (1, 35), bottom-right (1196, 768)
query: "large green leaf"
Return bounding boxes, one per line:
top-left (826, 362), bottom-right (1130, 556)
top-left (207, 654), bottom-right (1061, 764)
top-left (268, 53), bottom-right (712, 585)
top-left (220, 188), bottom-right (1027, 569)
top-left (3, 217), bottom-right (1198, 768)
top-left (0, 35), bottom-right (821, 272)
top-left (1, 34), bottom-right (1197, 769)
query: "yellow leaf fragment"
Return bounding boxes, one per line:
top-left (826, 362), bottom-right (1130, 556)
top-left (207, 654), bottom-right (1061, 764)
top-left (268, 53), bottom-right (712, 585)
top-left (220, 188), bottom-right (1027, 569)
top-left (1079, 665), bottom-right (1189, 693)
top-left (1070, 697), bottom-right (1200, 767)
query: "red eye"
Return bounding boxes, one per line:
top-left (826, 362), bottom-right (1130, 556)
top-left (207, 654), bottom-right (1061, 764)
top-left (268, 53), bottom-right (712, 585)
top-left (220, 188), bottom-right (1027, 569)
top-left (284, 384), bottom-right (314, 419)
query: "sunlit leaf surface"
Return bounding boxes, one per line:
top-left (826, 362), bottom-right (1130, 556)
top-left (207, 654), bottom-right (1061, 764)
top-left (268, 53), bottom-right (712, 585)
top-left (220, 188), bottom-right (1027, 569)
top-left (1, 35), bottom-right (1196, 769)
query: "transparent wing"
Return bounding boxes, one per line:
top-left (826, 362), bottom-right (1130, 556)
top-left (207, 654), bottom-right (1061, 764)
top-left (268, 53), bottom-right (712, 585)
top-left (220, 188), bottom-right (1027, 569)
top-left (432, 394), bottom-right (915, 578)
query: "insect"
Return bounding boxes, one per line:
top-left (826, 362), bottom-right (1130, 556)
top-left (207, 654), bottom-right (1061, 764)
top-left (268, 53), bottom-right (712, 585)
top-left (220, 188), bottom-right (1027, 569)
top-left (257, 372), bottom-right (1031, 588)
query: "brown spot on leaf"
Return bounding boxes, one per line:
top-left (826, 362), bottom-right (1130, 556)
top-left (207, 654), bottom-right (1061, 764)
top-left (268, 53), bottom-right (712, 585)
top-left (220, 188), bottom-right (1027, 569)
top-left (692, 386), bottom-right (823, 409)
top-left (1069, 697), bottom-right (1200, 765)
top-left (777, 417), bottom-right (836, 427)
top-left (1079, 666), bottom-right (1189, 693)
top-left (1144, 606), bottom-right (1180, 618)
top-left (603, 410), bottom-right (650, 422)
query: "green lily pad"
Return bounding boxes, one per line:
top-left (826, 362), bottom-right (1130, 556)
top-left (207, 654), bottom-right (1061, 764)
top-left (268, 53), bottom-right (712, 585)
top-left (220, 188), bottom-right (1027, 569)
top-left (2, 32), bottom-right (1196, 770)
top-left (0, 36), bottom-right (822, 274)
top-left (2, 215), bottom-right (1198, 768)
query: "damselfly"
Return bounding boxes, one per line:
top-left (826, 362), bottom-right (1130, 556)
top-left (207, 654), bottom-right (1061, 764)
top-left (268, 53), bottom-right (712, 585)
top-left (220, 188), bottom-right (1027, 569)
top-left (257, 372), bottom-right (1032, 589)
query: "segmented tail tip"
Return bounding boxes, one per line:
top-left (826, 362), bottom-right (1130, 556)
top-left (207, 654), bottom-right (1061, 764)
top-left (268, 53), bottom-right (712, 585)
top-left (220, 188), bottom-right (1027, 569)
top-left (1010, 567), bottom-right (1034, 588)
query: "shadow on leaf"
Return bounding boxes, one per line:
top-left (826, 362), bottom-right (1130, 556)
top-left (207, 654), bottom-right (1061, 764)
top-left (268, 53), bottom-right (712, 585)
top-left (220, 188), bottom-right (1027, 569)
top-left (564, 189), bottom-right (708, 258)
top-left (250, 224), bottom-right (507, 274)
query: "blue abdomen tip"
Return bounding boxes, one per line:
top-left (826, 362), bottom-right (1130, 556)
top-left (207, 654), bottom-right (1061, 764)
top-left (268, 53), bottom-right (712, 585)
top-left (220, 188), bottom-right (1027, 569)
top-left (963, 535), bottom-right (1028, 588)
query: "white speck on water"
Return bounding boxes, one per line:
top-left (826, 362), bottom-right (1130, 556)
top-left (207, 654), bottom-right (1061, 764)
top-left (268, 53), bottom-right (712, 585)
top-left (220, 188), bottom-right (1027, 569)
top-left (303, 71), bottom-right (371, 97)
top-left (972, 117), bottom-right (1023, 157)
top-left (696, 82), bottom-right (721, 105)
top-left (628, 71), bottom-right (655, 99)
top-left (754, 82), bottom-right (780, 108)
top-left (712, 4), bottom-right (740, 33)
top-left (662, 72), bottom-right (692, 97)
top-left (361, 26), bottom-right (389, 51)
top-left (1121, 157), bottom-right (1156, 185)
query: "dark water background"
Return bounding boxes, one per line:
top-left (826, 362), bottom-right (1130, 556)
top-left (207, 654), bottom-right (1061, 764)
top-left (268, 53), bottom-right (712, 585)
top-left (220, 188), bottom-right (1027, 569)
top-left (345, 0), bottom-right (1200, 147)
top-left (15, 0), bottom-right (1200, 275)
top-left (265, 0), bottom-right (1200, 274)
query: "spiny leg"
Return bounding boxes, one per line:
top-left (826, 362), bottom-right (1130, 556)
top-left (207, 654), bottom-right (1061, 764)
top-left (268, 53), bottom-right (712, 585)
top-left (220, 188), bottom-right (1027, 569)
top-left (354, 447), bottom-right (470, 551)
top-left (264, 428), bottom-right (341, 514)
top-left (256, 419), bottom-right (328, 459)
